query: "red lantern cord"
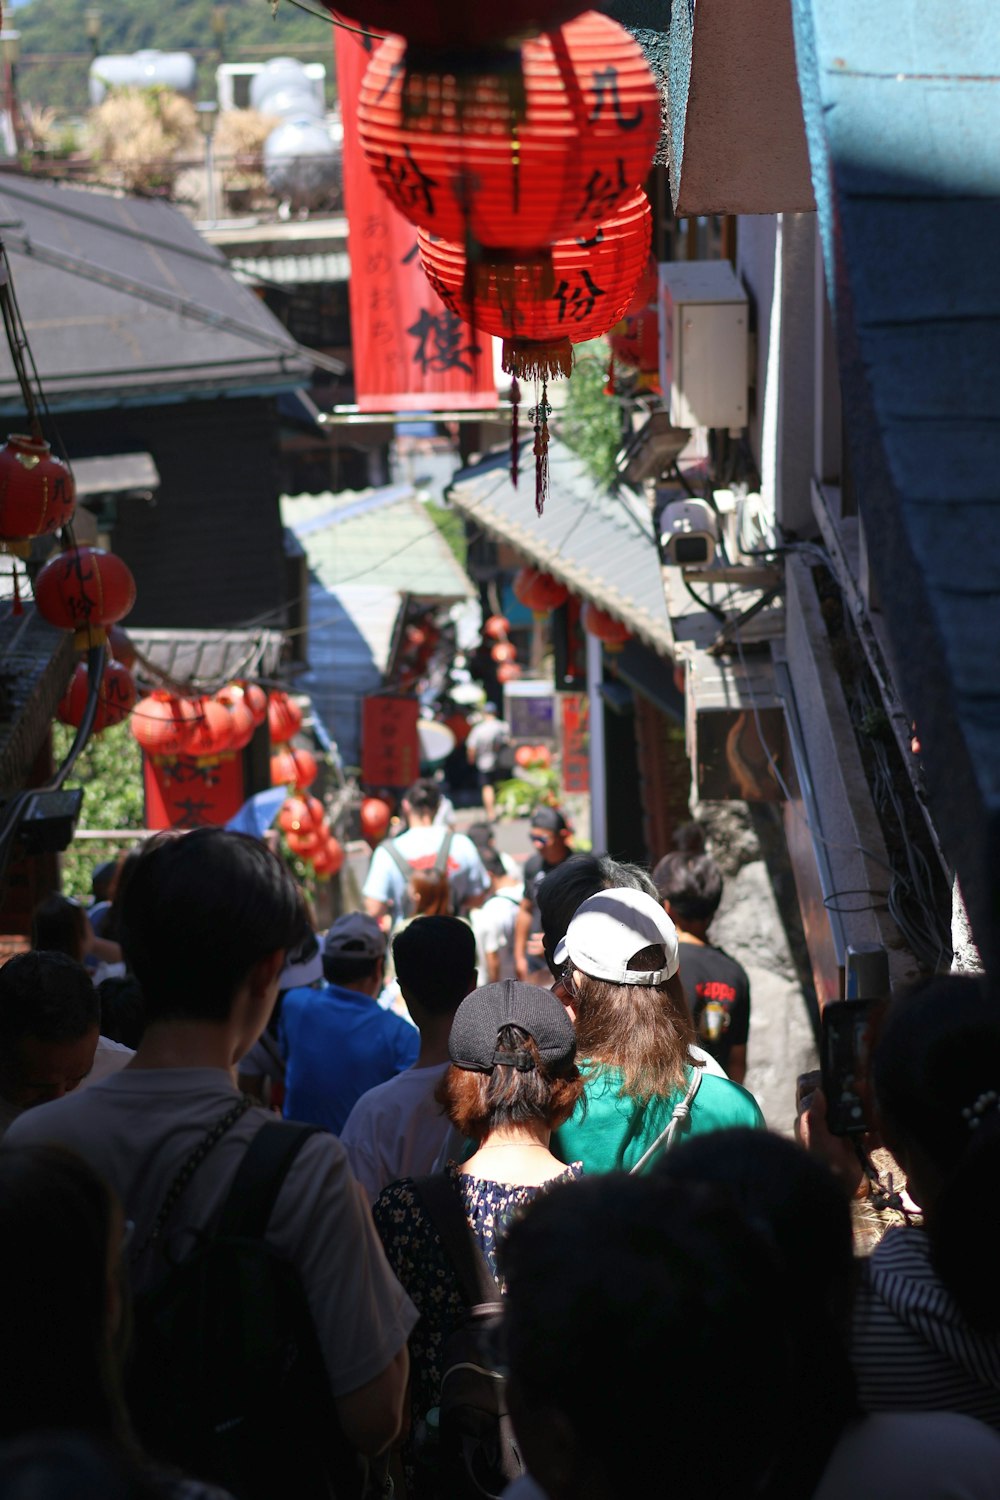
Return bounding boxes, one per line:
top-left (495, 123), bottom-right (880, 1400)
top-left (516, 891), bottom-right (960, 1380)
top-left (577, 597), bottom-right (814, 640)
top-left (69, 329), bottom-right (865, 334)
top-left (510, 376), bottom-right (520, 491)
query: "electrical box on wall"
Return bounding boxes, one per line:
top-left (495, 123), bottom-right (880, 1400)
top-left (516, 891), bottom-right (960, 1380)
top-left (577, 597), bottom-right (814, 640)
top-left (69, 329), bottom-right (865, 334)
top-left (659, 261), bottom-right (748, 431)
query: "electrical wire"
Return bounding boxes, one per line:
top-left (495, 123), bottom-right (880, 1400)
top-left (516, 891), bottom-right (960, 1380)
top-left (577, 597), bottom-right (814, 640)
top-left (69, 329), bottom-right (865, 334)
top-left (277, 0), bottom-right (387, 36)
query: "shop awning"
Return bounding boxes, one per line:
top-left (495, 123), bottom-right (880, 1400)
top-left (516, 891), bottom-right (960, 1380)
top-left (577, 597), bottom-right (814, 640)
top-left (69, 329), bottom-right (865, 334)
top-left (447, 440), bottom-right (674, 656)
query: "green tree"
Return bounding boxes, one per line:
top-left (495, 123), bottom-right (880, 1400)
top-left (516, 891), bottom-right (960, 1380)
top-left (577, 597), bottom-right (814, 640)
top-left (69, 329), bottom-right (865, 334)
top-left (52, 721), bottom-right (145, 899)
top-left (557, 339), bottom-right (626, 491)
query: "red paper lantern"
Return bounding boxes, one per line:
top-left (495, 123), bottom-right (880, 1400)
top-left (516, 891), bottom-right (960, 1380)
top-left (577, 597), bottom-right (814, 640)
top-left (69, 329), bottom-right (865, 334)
top-left (271, 746), bottom-right (318, 792)
top-left (360, 796), bottom-right (392, 844)
top-left (419, 189), bottom-right (652, 382)
top-left (513, 567), bottom-right (568, 613)
top-left (34, 546), bottom-right (136, 643)
top-left (130, 693), bottom-right (201, 757)
top-left (187, 698), bottom-right (235, 759)
top-left (358, 15), bottom-right (659, 254)
top-left (608, 306), bottom-right (661, 390)
top-left (242, 682), bottom-right (268, 726)
top-left (330, 2), bottom-right (587, 50)
top-left (491, 641), bottom-right (518, 665)
top-left (268, 691), bottom-right (303, 746)
top-left (106, 624), bottom-right (137, 671)
top-left (279, 795), bottom-right (325, 834)
top-left (497, 663), bottom-right (522, 684)
top-left (0, 434), bottom-right (76, 543)
top-left (483, 615), bottom-right (510, 641)
top-left (286, 825), bottom-right (324, 858)
top-left (312, 835), bottom-right (345, 878)
top-left (58, 659), bottom-right (136, 734)
top-left (582, 602), bottom-right (632, 650)
top-left (215, 688), bottom-right (257, 752)
top-left (514, 744), bottom-right (535, 767)
top-left (531, 743), bottom-right (552, 768)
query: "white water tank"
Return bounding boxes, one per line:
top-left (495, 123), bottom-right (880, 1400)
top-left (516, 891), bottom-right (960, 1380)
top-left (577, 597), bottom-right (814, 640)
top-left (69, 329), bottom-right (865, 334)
top-left (264, 118), bottom-right (340, 209)
top-left (258, 84), bottom-right (324, 120)
top-left (89, 50), bottom-right (197, 107)
top-left (251, 58), bottom-right (314, 112)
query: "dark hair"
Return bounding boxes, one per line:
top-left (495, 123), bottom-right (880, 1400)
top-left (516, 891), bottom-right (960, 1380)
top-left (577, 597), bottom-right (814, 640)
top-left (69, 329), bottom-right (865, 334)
top-left (872, 973), bottom-right (1000, 1332)
top-left (438, 1025), bottom-right (582, 1142)
top-left (572, 944), bottom-right (695, 1098)
top-left (658, 1131), bottom-right (858, 1499)
top-left (502, 1175), bottom-right (792, 1498)
top-left (0, 951), bottom-right (99, 1045)
top-left (119, 829), bottom-right (308, 1024)
top-left (321, 953), bottom-right (382, 987)
top-left (652, 851), bottom-right (723, 922)
top-left (481, 848), bottom-right (507, 880)
top-left (0, 1145), bottom-right (132, 1448)
top-left (466, 822), bottom-right (495, 850)
top-left (393, 916), bottom-right (476, 1017)
top-left (537, 854), bottom-right (659, 975)
top-left (96, 975), bottom-right (146, 1051)
top-left (672, 821), bottom-right (707, 855)
top-left (31, 896), bottom-right (87, 961)
top-left (404, 779), bottom-right (441, 817)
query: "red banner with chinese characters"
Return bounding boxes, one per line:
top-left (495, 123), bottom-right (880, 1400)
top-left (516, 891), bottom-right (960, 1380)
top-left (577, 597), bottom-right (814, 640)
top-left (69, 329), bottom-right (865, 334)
top-left (560, 692), bottom-right (590, 795)
top-left (335, 31), bottom-right (497, 413)
top-left (143, 752), bottom-right (245, 830)
top-left (361, 694), bottom-right (421, 789)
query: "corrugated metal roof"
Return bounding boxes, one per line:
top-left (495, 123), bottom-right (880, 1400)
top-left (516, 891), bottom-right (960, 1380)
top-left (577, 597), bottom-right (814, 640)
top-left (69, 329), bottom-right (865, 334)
top-left (230, 251), bottom-right (351, 286)
top-left (447, 441), bottom-right (673, 655)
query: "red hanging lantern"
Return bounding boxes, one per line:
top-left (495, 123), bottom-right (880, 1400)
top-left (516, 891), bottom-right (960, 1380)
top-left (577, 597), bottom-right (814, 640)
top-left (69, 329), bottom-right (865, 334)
top-left (268, 691), bottom-right (303, 746)
top-left (130, 693), bottom-right (200, 758)
top-left (514, 744), bottom-right (535, 767)
top-left (286, 825), bottom-right (325, 858)
top-left (358, 15), bottom-right (659, 254)
top-left (106, 624), bottom-right (137, 671)
top-left (58, 659), bottom-right (136, 734)
top-left (483, 615), bottom-right (510, 641)
top-left (215, 687), bottom-right (257, 752)
top-left (279, 795), bottom-right (325, 835)
top-left (0, 434), bottom-right (76, 544)
top-left (513, 567), bottom-right (568, 613)
top-left (360, 796), bottom-right (392, 844)
top-left (242, 682), bottom-right (269, 726)
top-left (271, 746), bottom-right (318, 792)
top-left (497, 662), bottom-right (522, 684)
top-left (608, 307), bottom-right (661, 391)
top-left (491, 641), bottom-right (518, 665)
top-left (312, 835), bottom-right (345, 879)
top-left (187, 698), bottom-right (235, 759)
top-left (34, 545), bottom-right (136, 646)
top-left (582, 602), bottom-right (632, 651)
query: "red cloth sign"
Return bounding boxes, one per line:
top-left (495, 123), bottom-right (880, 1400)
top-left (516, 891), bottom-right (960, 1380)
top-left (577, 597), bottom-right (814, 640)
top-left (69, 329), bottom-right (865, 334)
top-left (560, 693), bottom-right (590, 795)
top-left (335, 31), bottom-right (497, 413)
top-left (361, 694), bottom-right (421, 789)
top-left (143, 752), bottom-right (245, 830)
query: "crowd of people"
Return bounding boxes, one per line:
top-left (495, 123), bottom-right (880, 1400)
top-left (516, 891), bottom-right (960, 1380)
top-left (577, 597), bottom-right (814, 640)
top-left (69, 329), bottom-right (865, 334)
top-left (1, 778), bottom-right (999, 1500)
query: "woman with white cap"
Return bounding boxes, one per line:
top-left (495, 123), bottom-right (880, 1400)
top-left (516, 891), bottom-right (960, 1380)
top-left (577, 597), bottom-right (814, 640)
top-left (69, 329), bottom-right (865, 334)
top-left (551, 887), bottom-right (764, 1173)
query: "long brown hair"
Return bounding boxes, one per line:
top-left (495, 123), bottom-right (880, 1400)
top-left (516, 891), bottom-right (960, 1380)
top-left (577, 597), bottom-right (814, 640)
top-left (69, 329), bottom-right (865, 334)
top-left (408, 870), bottom-right (451, 916)
top-left (572, 944), bottom-right (695, 1099)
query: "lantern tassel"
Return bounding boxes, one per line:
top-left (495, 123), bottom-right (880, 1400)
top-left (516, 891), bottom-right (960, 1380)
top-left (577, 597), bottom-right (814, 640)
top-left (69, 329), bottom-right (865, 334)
top-left (502, 337), bottom-right (573, 384)
top-left (605, 349), bottom-right (616, 396)
top-left (531, 381), bottom-right (552, 518)
top-left (11, 561), bottom-right (22, 616)
top-left (511, 376), bottom-right (520, 490)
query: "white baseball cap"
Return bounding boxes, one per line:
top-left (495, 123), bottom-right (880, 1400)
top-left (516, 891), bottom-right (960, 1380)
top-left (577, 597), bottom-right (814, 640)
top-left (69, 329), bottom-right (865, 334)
top-left (554, 887), bottom-right (680, 985)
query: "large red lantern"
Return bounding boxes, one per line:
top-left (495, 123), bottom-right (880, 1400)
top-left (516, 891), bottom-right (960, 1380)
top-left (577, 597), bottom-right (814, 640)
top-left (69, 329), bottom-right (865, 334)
top-left (491, 641), bottom-right (518, 665)
top-left (34, 546), bottom-right (136, 644)
top-left (271, 746), bottom-right (318, 792)
top-left (360, 796), bottom-right (392, 844)
top-left (58, 659), bottom-right (136, 734)
top-left (0, 434), bottom-right (76, 544)
top-left (582, 602), bottom-right (632, 650)
top-left (513, 567), bottom-right (568, 613)
top-left (358, 15), bottom-right (659, 255)
top-left (268, 691), bottom-right (303, 746)
top-left (130, 693), bottom-right (201, 757)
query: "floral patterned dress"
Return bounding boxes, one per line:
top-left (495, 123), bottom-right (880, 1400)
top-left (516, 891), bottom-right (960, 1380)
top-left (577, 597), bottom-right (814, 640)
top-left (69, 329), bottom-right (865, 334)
top-left (372, 1158), bottom-right (582, 1494)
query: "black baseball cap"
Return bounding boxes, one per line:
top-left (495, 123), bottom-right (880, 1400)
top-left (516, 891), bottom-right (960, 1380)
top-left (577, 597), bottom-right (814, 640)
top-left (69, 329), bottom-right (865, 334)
top-left (530, 806), bottom-right (569, 833)
top-left (449, 979), bottom-right (577, 1074)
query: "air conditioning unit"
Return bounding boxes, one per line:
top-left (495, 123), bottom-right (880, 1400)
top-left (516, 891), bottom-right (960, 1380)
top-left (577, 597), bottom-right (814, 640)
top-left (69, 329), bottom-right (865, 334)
top-left (659, 261), bottom-right (749, 431)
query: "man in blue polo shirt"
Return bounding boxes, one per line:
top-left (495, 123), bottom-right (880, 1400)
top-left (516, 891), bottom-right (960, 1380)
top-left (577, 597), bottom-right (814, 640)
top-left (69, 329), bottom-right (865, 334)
top-left (281, 912), bottom-right (418, 1133)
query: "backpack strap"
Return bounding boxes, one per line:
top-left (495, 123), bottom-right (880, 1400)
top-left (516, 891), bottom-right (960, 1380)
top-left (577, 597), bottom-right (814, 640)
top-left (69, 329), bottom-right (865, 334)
top-left (629, 1066), bottom-right (703, 1175)
top-left (381, 838), bottom-right (413, 882)
top-left (433, 830), bottom-right (454, 879)
top-left (413, 1173), bottom-right (501, 1311)
top-left (217, 1121), bottom-right (325, 1241)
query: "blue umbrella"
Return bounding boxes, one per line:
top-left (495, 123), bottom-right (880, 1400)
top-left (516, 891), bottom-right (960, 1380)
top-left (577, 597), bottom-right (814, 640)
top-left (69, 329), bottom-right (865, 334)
top-left (225, 786), bottom-right (288, 840)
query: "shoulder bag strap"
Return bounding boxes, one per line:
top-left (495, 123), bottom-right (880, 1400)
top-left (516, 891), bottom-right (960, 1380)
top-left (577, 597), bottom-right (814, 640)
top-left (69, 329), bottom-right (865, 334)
top-left (629, 1067), bottom-right (703, 1176)
top-left (413, 1172), bottom-right (501, 1309)
top-left (381, 838), bottom-right (413, 881)
top-left (433, 830), bottom-right (454, 879)
top-left (217, 1120), bottom-right (326, 1241)
top-left (131, 1094), bottom-right (253, 1263)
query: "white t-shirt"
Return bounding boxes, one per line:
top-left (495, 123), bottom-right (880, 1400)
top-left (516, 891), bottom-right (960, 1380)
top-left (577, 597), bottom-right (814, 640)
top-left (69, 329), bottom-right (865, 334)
top-left (466, 717), bottom-right (509, 772)
top-left (340, 1061), bottom-right (452, 1202)
top-left (471, 887), bottom-right (523, 984)
top-left (363, 826), bottom-right (489, 918)
top-left (6, 1066), bottom-right (417, 1397)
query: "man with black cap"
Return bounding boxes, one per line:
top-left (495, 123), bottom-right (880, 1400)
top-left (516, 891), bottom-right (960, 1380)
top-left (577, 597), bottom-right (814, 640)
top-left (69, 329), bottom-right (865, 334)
top-left (514, 806), bottom-right (573, 985)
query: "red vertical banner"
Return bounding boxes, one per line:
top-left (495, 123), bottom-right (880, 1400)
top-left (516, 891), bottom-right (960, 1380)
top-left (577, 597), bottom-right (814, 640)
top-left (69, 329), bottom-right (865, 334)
top-left (361, 694), bottom-right (421, 789)
top-left (335, 31), bottom-right (497, 413)
top-left (143, 753), bottom-right (245, 830)
top-left (560, 693), bottom-right (590, 794)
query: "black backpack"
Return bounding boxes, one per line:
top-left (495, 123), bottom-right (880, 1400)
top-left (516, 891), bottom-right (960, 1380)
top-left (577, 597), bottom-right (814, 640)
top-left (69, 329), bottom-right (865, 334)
top-left (127, 1113), bottom-right (367, 1500)
top-left (412, 1174), bottom-right (524, 1499)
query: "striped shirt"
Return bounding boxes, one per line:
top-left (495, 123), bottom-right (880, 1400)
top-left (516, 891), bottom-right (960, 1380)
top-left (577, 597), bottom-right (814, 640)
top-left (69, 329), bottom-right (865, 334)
top-left (852, 1226), bottom-right (1000, 1428)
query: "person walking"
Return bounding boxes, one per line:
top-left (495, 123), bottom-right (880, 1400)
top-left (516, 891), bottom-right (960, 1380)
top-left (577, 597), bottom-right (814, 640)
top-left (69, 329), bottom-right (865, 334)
top-left (465, 702), bottom-right (511, 821)
top-left (363, 779), bottom-right (489, 928)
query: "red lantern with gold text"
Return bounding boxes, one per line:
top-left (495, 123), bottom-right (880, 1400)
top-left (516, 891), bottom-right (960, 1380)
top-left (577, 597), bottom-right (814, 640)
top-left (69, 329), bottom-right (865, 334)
top-left (271, 746), bottom-right (318, 792)
top-left (513, 567), bottom-right (568, 614)
top-left (491, 641), bottom-right (517, 665)
top-left (360, 796), bottom-right (392, 845)
top-left (34, 546), bottom-right (136, 647)
top-left (497, 663), bottom-right (522, 684)
top-left (268, 691), bottom-right (303, 746)
top-left (0, 434), bottom-right (76, 544)
top-left (483, 615), bottom-right (510, 641)
top-left (130, 693), bottom-right (200, 758)
top-left (582, 602), bottom-right (632, 652)
top-left (358, 15), bottom-right (659, 254)
top-left (58, 659), bottom-right (136, 734)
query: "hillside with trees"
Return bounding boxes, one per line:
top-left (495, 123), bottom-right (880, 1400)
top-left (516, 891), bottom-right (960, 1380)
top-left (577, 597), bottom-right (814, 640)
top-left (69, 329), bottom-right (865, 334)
top-left (14, 0), bottom-right (335, 115)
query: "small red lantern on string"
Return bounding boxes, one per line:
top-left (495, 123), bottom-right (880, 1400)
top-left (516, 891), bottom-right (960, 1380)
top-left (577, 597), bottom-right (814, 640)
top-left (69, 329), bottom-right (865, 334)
top-left (483, 615), bottom-right (510, 641)
top-left (271, 746), bottom-right (318, 792)
top-left (514, 744), bottom-right (535, 768)
top-left (513, 567), bottom-right (568, 613)
top-left (279, 795), bottom-right (325, 835)
top-left (268, 691), bottom-right (303, 746)
top-left (582, 602), bottom-right (632, 651)
top-left (286, 825), bottom-right (324, 858)
top-left (34, 545), bottom-right (136, 646)
top-left (497, 663), bottom-right (522, 684)
top-left (491, 641), bottom-right (518, 665)
top-left (360, 796), bottom-right (392, 844)
top-left (130, 693), bottom-right (200, 758)
top-left (312, 835), bottom-right (345, 879)
top-left (187, 698), bottom-right (235, 759)
top-left (58, 659), bottom-right (136, 734)
top-left (242, 682), bottom-right (268, 726)
top-left (216, 687), bottom-right (256, 752)
top-left (0, 434), bottom-right (76, 544)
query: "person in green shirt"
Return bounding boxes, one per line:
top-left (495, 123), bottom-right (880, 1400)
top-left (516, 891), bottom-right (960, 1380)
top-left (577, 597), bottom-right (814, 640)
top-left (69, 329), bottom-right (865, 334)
top-left (550, 887), bottom-right (764, 1173)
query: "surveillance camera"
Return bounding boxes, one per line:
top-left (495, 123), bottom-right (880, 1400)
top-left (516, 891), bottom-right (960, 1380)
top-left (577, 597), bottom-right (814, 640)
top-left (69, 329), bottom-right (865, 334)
top-left (659, 498), bottom-right (718, 568)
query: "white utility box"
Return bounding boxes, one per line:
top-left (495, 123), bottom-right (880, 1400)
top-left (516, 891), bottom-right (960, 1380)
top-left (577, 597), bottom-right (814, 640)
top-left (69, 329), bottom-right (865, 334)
top-left (659, 261), bottom-right (749, 431)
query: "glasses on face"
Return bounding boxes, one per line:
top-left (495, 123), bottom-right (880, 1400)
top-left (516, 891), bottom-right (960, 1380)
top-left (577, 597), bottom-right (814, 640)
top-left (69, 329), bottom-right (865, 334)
top-left (530, 832), bottom-right (550, 846)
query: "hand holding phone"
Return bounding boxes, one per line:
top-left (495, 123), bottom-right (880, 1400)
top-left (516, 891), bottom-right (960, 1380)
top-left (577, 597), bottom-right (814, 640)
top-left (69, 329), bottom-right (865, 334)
top-left (820, 999), bottom-right (872, 1136)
